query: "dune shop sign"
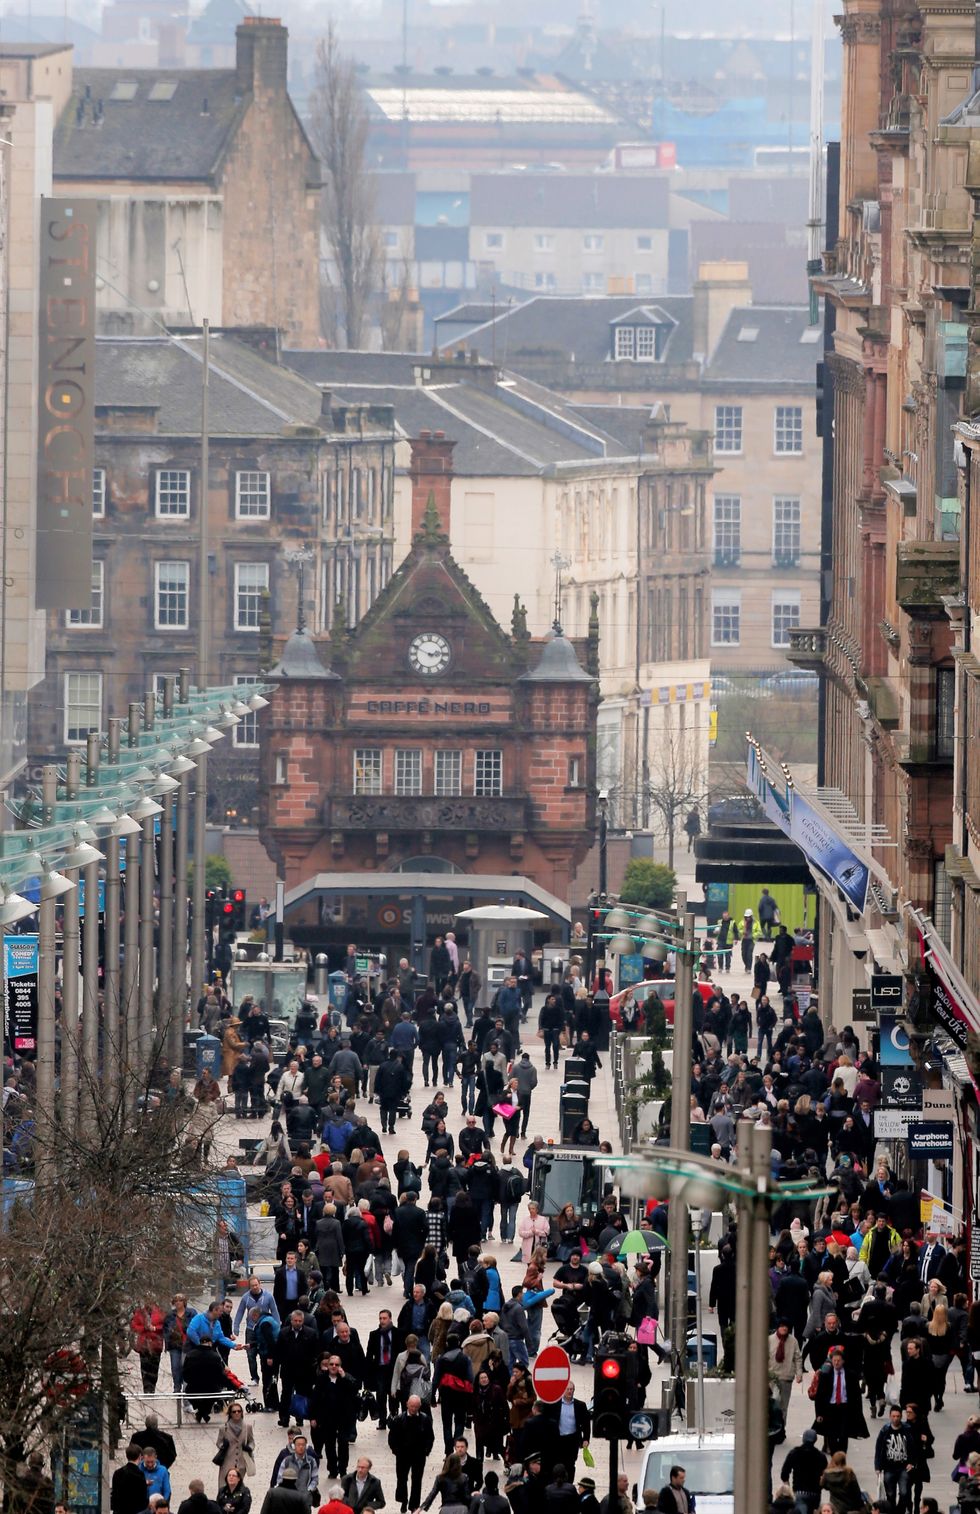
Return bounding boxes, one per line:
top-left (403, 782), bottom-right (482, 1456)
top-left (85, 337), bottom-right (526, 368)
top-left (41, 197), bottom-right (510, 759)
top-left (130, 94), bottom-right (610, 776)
top-left (36, 198), bottom-right (97, 610)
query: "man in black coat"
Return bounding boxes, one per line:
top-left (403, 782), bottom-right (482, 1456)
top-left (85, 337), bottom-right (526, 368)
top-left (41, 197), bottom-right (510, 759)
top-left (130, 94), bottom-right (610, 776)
top-left (773, 1269), bottom-right (810, 1342)
top-left (274, 1310), bottom-right (318, 1429)
top-left (129, 1414), bottom-right (177, 1469)
top-left (366, 1310), bottom-right (404, 1428)
top-left (314, 1207), bottom-right (345, 1292)
top-left (340, 1458), bottom-right (386, 1513)
top-left (374, 1052), bottom-right (410, 1136)
top-left (310, 1354), bottom-right (360, 1479)
top-left (391, 1193), bottom-right (427, 1295)
top-left (512, 1402), bottom-right (561, 1480)
top-left (779, 1428), bottom-right (827, 1512)
top-left (388, 1397), bottom-right (435, 1513)
top-left (813, 1349), bottom-right (868, 1454)
top-left (111, 1445), bottom-right (149, 1514)
top-left (341, 1207), bottom-right (372, 1297)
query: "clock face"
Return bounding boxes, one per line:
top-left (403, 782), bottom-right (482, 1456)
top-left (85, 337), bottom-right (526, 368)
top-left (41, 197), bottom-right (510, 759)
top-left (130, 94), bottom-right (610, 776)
top-left (408, 631), bottom-right (451, 676)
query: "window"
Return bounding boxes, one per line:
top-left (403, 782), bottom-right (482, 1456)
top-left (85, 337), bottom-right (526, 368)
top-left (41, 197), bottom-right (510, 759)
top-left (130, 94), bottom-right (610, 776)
top-left (773, 497), bottom-right (801, 564)
top-left (568, 756), bottom-right (582, 787)
top-left (92, 468), bottom-right (106, 518)
top-left (533, 234), bottom-right (554, 252)
top-left (321, 469), bottom-right (334, 528)
top-left (434, 750), bottom-right (462, 796)
top-left (711, 591), bottom-right (741, 646)
top-left (771, 591), bottom-right (801, 647)
top-left (66, 562), bottom-right (104, 628)
top-left (154, 468), bottom-right (190, 518)
top-left (353, 748), bottom-right (382, 795)
top-left (484, 232), bottom-right (503, 250)
top-left (474, 749), bottom-right (502, 797)
top-left (635, 274), bottom-right (653, 295)
top-left (274, 753), bottom-right (288, 785)
top-left (615, 326), bottom-right (635, 360)
top-left (636, 235), bottom-right (653, 251)
top-left (234, 674), bottom-right (259, 746)
top-left (714, 406), bottom-right (743, 454)
top-left (583, 234), bottom-right (604, 252)
top-left (154, 560), bottom-right (189, 629)
top-left (235, 470), bottom-right (270, 519)
top-left (936, 667), bottom-right (955, 759)
top-left (64, 671), bottom-right (102, 745)
top-left (582, 272), bottom-right (604, 292)
top-left (534, 272), bottom-right (556, 290)
top-left (394, 748), bottom-right (422, 796)
top-left (635, 325), bottom-right (658, 360)
top-left (774, 405), bottom-right (804, 454)
top-left (934, 859), bottom-right (952, 947)
top-left (713, 496), bottom-right (741, 564)
top-left (234, 561), bottom-right (269, 631)
top-left (383, 230), bottom-right (399, 249)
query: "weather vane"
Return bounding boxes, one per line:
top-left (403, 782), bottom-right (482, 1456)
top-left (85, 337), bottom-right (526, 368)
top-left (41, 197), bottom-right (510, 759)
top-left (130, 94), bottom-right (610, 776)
top-left (550, 550), bottom-right (571, 632)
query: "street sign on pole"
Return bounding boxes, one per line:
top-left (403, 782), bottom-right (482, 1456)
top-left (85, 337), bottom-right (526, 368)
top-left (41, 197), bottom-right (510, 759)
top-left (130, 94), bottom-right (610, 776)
top-left (532, 1344), bottom-right (572, 1403)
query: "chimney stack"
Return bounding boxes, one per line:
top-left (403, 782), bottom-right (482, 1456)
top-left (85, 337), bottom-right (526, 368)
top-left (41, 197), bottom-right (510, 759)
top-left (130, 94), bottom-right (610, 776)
top-left (410, 430), bottom-right (455, 538)
top-left (692, 260), bottom-right (751, 363)
top-left (236, 17), bottom-right (288, 96)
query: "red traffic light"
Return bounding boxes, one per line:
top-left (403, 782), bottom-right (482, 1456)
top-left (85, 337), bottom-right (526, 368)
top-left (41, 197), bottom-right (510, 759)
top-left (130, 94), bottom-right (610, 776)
top-left (600, 1358), bottom-right (621, 1379)
top-left (221, 901), bottom-right (234, 915)
top-left (232, 889), bottom-right (245, 902)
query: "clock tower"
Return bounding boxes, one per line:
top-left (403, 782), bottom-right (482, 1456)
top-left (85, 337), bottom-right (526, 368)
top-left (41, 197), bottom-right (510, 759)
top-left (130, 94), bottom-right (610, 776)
top-left (259, 431), bottom-right (599, 941)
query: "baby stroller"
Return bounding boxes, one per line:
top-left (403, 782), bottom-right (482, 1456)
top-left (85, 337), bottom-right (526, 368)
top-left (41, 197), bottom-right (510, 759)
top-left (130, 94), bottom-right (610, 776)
top-left (549, 1296), bottom-right (591, 1363)
top-left (182, 1345), bottom-right (256, 1423)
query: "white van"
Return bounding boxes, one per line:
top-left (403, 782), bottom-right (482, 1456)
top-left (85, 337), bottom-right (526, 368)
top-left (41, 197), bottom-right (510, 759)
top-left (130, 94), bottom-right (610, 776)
top-left (636, 1433), bottom-right (735, 1514)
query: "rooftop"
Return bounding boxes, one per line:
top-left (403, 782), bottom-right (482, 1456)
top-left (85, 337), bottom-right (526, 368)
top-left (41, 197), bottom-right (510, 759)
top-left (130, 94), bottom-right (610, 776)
top-left (95, 334), bottom-right (331, 436)
top-left (364, 82), bottom-right (620, 126)
top-left (55, 67), bottom-right (246, 181)
top-left (469, 171), bottom-right (670, 228)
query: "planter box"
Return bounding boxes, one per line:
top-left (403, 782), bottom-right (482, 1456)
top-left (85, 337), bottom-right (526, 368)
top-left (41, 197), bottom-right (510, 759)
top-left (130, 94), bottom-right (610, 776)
top-left (686, 1376), bottom-right (736, 1434)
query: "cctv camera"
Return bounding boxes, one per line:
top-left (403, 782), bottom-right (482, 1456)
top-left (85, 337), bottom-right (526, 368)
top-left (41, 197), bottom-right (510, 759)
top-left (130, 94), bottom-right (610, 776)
top-left (598, 788), bottom-right (609, 801)
top-left (852, 947), bottom-right (868, 961)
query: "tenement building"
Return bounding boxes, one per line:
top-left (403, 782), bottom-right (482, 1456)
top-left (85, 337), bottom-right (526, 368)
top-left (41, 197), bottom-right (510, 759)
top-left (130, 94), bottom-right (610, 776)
top-left (28, 331), bottom-right (396, 821)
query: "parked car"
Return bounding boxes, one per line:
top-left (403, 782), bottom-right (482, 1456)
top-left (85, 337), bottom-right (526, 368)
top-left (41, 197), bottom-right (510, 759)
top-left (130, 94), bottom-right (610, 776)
top-left (637, 1434), bottom-right (734, 1514)
top-left (707, 794), bottom-right (763, 827)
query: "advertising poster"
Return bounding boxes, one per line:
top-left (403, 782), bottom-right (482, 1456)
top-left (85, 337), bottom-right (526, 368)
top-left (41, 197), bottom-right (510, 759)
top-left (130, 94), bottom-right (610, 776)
top-left (4, 934), bottom-right (38, 1054)
top-left (746, 747), bottom-right (869, 912)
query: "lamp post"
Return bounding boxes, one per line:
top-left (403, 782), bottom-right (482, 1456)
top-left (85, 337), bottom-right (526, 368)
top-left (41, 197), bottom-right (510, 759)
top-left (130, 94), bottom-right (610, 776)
top-left (122, 703), bottom-right (142, 1074)
top-left (157, 679), bottom-right (175, 1060)
top-left (607, 1119), bottom-right (799, 1514)
top-left (139, 692), bottom-right (156, 1063)
top-left (60, 750), bottom-right (82, 1136)
top-left (191, 319), bottom-right (211, 1000)
top-left (36, 765), bottom-right (59, 1139)
top-left (103, 719), bottom-right (123, 1094)
top-left (80, 733), bottom-right (102, 1131)
top-left (667, 893), bottom-right (696, 1356)
top-left (172, 667), bottom-right (192, 1070)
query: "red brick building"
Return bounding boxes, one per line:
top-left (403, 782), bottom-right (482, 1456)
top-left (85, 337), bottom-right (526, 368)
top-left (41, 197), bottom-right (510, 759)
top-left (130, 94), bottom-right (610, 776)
top-left (259, 433), bottom-right (599, 928)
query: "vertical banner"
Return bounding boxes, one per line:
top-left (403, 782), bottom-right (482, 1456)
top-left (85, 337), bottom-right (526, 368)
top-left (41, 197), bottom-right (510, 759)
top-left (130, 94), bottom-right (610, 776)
top-left (36, 197), bottom-right (97, 610)
top-left (4, 933), bottom-right (39, 1054)
top-left (746, 746), bottom-right (870, 912)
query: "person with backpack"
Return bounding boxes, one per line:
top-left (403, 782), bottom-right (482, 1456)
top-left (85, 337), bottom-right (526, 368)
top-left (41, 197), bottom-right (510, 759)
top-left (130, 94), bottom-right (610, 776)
top-left (391, 1333), bottom-right (432, 1408)
top-left (497, 1159), bottom-right (525, 1243)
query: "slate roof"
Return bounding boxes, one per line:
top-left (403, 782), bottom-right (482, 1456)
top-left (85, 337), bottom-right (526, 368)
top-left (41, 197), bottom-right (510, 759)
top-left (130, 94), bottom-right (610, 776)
top-left (54, 68), bottom-right (246, 181)
top-left (435, 294), bottom-right (696, 368)
top-left (435, 295), bottom-right (817, 389)
top-left (569, 404), bottom-right (654, 452)
top-left (280, 349), bottom-right (631, 476)
top-left (702, 306), bottom-right (819, 387)
top-left (95, 335), bottom-right (328, 435)
top-left (469, 172), bottom-right (669, 229)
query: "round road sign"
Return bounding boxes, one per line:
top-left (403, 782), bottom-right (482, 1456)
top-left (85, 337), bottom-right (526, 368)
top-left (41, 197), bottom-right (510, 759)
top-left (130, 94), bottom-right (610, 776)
top-left (628, 1412), bottom-right (655, 1442)
top-left (532, 1343), bottom-right (572, 1403)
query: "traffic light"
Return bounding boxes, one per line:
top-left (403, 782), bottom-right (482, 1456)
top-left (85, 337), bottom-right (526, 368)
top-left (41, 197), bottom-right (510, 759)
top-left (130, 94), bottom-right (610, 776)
top-left (231, 888), bottom-right (247, 931)
top-left (593, 1336), bottom-right (635, 1440)
top-left (205, 890), bottom-right (217, 929)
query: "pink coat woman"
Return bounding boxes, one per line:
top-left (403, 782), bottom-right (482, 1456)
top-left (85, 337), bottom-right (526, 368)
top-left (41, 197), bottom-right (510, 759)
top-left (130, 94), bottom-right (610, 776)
top-left (519, 1202), bottom-right (550, 1262)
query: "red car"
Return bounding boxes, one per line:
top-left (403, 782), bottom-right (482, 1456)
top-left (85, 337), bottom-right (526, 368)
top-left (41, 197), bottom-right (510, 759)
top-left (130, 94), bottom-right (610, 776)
top-left (609, 977), bottom-right (717, 1029)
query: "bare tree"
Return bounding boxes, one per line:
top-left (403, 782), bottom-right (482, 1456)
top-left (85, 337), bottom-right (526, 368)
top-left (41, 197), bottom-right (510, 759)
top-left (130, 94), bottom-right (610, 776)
top-left (378, 260), bottom-right (418, 352)
top-left (308, 23), bottom-right (380, 348)
top-left (0, 1027), bottom-right (225, 1507)
top-left (645, 721), bottom-right (707, 870)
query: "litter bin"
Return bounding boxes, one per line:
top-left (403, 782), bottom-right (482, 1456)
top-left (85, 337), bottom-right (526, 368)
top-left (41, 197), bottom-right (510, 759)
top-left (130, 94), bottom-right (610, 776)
top-left (549, 956), bottom-right (565, 987)
top-left (686, 1332), bottom-right (718, 1369)
top-left (195, 1033), bottom-right (221, 1079)
top-left (183, 1028), bottom-right (203, 1073)
top-left (315, 954), bottom-right (329, 997)
top-left (560, 1089), bottom-right (590, 1142)
top-left (564, 1056), bottom-right (588, 1083)
top-left (328, 970), bottom-right (348, 1013)
top-left (592, 989), bottom-right (611, 1051)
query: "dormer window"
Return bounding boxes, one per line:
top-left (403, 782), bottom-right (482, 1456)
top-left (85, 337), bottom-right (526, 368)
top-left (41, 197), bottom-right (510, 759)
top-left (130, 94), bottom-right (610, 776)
top-left (610, 305), bottom-right (675, 363)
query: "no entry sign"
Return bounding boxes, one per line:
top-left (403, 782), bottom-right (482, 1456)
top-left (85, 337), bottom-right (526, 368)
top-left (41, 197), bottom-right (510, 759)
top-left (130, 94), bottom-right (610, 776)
top-left (533, 1343), bottom-right (572, 1403)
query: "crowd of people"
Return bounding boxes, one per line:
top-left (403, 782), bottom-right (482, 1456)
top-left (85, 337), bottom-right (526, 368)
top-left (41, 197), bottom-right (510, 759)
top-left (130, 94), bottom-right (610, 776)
top-left (13, 931), bottom-right (978, 1514)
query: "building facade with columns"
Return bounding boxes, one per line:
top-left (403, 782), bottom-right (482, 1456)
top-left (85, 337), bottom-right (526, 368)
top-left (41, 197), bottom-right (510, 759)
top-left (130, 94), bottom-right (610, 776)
top-left (259, 433), bottom-right (599, 926)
